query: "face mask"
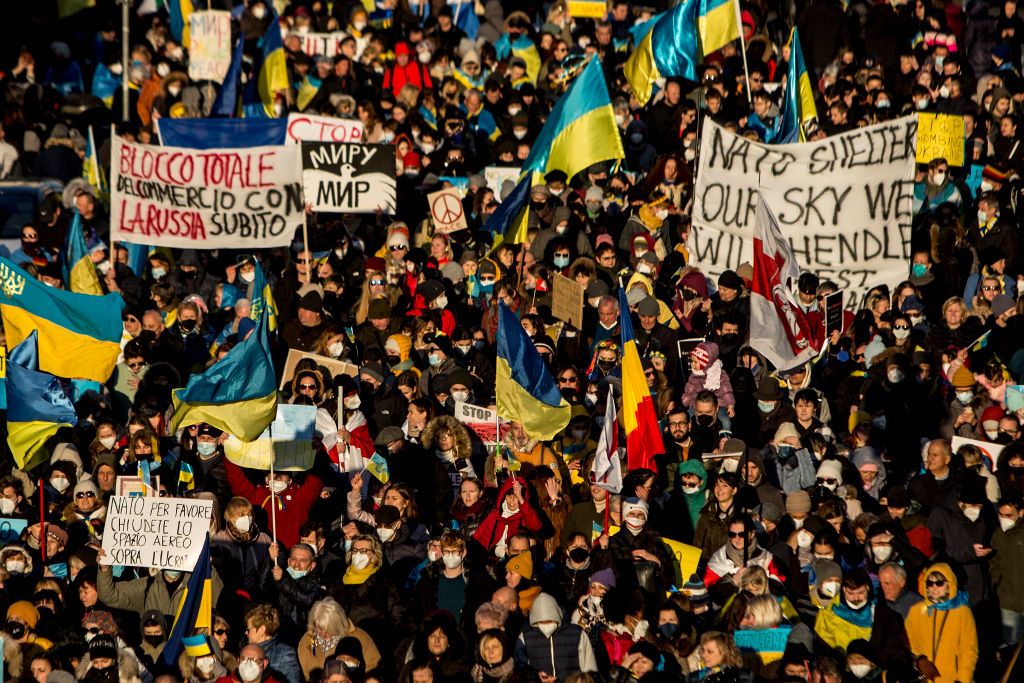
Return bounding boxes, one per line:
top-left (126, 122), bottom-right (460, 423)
top-left (537, 623), bottom-right (558, 638)
top-left (893, 328), bottom-right (911, 340)
top-left (757, 400), bottom-right (775, 413)
top-left (934, 55), bottom-right (945, 68)
top-left (681, 484), bottom-right (701, 495)
top-left (0, 498), bottom-right (15, 515)
top-left (820, 581), bottom-right (839, 597)
top-left (350, 553), bottom-right (370, 570)
top-left (659, 622), bottom-right (679, 639)
top-left (956, 391), bottom-right (974, 404)
top-left (933, 172), bottom-right (946, 185)
top-left (421, 142), bottom-right (436, 155)
top-left (377, 527), bottom-right (396, 543)
top-left (637, 264), bottom-right (653, 275)
top-left (630, 133), bottom-right (644, 145)
top-left (455, 345), bottom-right (471, 356)
top-left (5, 559), bottom-right (25, 574)
top-left (164, 570), bottom-right (183, 580)
top-left (197, 442), bottom-right (216, 456)
top-left (418, 52), bottom-right (431, 64)
top-left (597, 359), bottom-right (616, 373)
top-left (429, 353), bottom-right (443, 367)
top-left (286, 567), bottom-right (309, 580)
top-left (987, 429), bottom-right (1000, 440)
top-left (876, 99), bottom-right (890, 109)
top-left (513, 129), bottom-right (528, 140)
top-left (435, 295), bottom-right (449, 309)
top-left (585, 392), bottom-right (598, 406)
top-left (109, 62), bottom-right (123, 75)
top-left (846, 598), bottom-right (868, 610)
top-left (586, 201), bottom-right (602, 214)
top-left (571, 427), bottom-right (587, 441)
top-left (442, 552), bottom-right (463, 569)
top-left (269, 479), bottom-right (288, 494)
top-left (632, 619), bottom-right (649, 640)
top-left (684, 148), bottom-right (696, 161)
top-left (939, 85), bottom-right (950, 99)
top-left (239, 270), bottom-right (255, 284)
top-left (508, 106), bottom-right (522, 117)
top-left (451, 390), bottom-right (470, 404)
top-left (344, 395), bottom-right (362, 410)
top-left (353, 20), bottom-right (367, 31)
top-left (850, 664), bottom-right (873, 679)
top-left (777, 445), bottom-right (795, 460)
top-left (237, 661), bottom-right (262, 682)
top-left (157, 63), bottom-right (171, 77)
top-left (234, 515), bottom-right (252, 532)
top-left (98, 435), bottom-right (117, 450)
top-left (195, 656), bottom-right (217, 674)
top-left (97, 260), bottom-right (111, 275)
top-left (916, 98), bottom-right (929, 110)
top-left (887, 368), bottom-right (905, 383)
top-left (144, 634), bottom-right (164, 646)
top-left (792, 516), bottom-right (805, 529)
top-left (151, 267), bottom-right (167, 279)
top-left (614, 113), bottom-right (626, 126)
top-left (797, 530), bottom-right (814, 549)
top-left (326, 342), bottom-right (346, 358)
top-left (655, 209), bottom-right (670, 220)
top-left (428, 549), bottom-right (441, 563)
top-left (979, 210), bottom-right (989, 226)
top-left (51, 477), bottom-right (70, 493)
top-left (963, 506), bottom-right (981, 522)
top-left (553, 255), bottom-right (570, 268)
top-left (568, 547), bottom-right (589, 564)
top-left (873, 545), bottom-right (893, 562)
top-left (625, 517), bottom-right (645, 534)
top-left (168, 84), bottom-right (182, 97)
top-left (1000, 517), bottom-right (1017, 532)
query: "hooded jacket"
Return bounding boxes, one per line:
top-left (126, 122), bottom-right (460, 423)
top-left (472, 476), bottom-right (543, 552)
top-left (904, 563), bottom-right (978, 683)
top-left (514, 592), bottom-right (597, 677)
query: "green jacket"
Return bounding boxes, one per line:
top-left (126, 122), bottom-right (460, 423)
top-left (97, 565), bottom-right (223, 624)
top-left (991, 522), bottom-right (1024, 612)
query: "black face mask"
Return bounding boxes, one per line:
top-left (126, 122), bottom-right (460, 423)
top-left (6, 621), bottom-right (25, 639)
top-left (144, 634), bottom-right (165, 647)
top-left (568, 547), bottom-right (589, 564)
top-left (386, 354), bottom-right (402, 366)
top-left (681, 289), bottom-right (697, 301)
top-left (179, 319), bottom-right (197, 332)
top-left (694, 414), bottom-right (715, 428)
top-left (719, 333), bottom-right (739, 347)
top-left (85, 666), bottom-right (117, 683)
top-left (597, 360), bottom-right (616, 373)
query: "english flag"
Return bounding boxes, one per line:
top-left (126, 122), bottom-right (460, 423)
top-left (591, 390), bottom-right (623, 493)
top-left (750, 192), bottom-right (819, 372)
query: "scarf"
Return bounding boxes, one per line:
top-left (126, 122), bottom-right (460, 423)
top-left (724, 539), bottom-right (759, 570)
top-left (342, 563), bottom-right (379, 585)
top-left (703, 360), bottom-right (723, 391)
top-left (926, 589), bottom-right (969, 615)
top-left (832, 600), bottom-right (875, 627)
top-left (472, 658), bottom-right (516, 682)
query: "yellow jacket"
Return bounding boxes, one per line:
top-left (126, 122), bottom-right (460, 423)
top-left (904, 563), bottom-right (978, 683)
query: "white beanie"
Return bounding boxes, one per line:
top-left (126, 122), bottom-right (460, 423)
top-left (816, 460), bottom-right (843, 482)
top-left (622, 497), bottom-right (649, 520)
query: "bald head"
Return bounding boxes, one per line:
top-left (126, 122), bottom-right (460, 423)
top-left (240, 643), bottom-right (266, 662)
top-left (492, 586), bottom-right (518, 612)
top-left (142, 310), bottom-right (164, 335)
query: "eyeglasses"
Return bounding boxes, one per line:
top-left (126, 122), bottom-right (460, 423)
top-left (76, 491), bottom-right (96, 499)
top-left (668, 421), bottom-right (688, 428)
top-left (127, 361), bottom-right (145, 369)
top-left (85, 627), bottom-right (101, 635)
top-left (369, 279), bottom-right (385, 286)
top-left (982, 285), bottom-right (999, 291)
top-left (297, 258), bottom-right (312, 264)
top-left (926, 578), bottom-right (947, 587)
top-left (389, 244), bottom-right (408, 251)
top-left (894, 325), bottom-right (910, 330)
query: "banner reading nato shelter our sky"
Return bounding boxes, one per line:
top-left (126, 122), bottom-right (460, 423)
top-left (110, 135), bottom-right (305, 250)
top-left (692, 117), bottom-right (918, 307)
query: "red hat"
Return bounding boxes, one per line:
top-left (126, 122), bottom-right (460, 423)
top-left (403, 151), bottom-right (421, 169)
top-left (981, 406), bottom-right (1005, 429)
top-left (395, 42), bottom-right (411, 56)
top-left (365, 256), bottom-right (387, 273)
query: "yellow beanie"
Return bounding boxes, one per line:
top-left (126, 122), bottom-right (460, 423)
top-left (506, 551), bottom-right (534, 580)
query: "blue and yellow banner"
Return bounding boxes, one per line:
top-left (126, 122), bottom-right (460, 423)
top-left (775, 28), bottom-right (818, 144)
top-left (367, 452), bottom-right (390, 484)
top-left (162, 536), bottom-right (213, 666)
top-left (249, 258), bottom-right (278, 332)
top-left (243, 6), bottom-right (289, 118)
top-left (484, 174), bottom-right (532, 254)
top-left (625, 0), bottom-right (700, 106)
top-left (63, 210), bottom-right (103, 296)
top-left (698, 0), bottom-right (741, 55)
top-left (168, 0), bottom-right (195, 48)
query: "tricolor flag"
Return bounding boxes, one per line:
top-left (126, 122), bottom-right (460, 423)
top-left (168, 0), bottom-right (195, 48)
top-left (617, 288), bottom-right (663, 471)
top-left (591, 390), bottom-right (622, 493)
top-left (749, 192), bottom-right (819, 372)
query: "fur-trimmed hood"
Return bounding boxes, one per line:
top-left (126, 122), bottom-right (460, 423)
top-left (420, 415), bottom-right (472, 457)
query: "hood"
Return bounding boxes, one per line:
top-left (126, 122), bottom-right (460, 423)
top-left (678, 269), bottom-right (709, 298)
top-left (625, 120), bottom-right (648, 147)
top-left (625, 271), bottom-right (654, 297)
top-left (529, 592), bottom-right (563, 626)
top-left (917, 562), bottom-right (959, 602)
top-left (851, 446), bottom-right (884, 472)
top-left (677, 458), bottom-right (706, 481)
top-left (496, 472), bottom-right (531, 504)
top-left (421, 415), bottom-right (473, 456)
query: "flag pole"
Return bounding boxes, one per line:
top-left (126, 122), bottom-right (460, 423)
top-left (734, 0), bottom-right (753, 106)
top-left (39, 478), bottom-right (46, 563)
top-left (269, 428), bottom-right (278, 545)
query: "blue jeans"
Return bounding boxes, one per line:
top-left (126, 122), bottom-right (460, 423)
top-left (1001, 607), bottom-right (1023, 645)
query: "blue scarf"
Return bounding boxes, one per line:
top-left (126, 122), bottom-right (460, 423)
top-left (926, 589), bottom-right (969, 615)
top-left (832, 600), bottom-right (875, 627)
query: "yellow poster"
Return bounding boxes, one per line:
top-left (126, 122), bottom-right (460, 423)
top-left (568, 0), bottom-right (607, 19)
top-left (662, 537), bottom-right (702, 587)
top-left (916, 113), bottom-right (965, 166)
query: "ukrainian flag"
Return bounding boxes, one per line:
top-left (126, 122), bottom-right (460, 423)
top-left (484, 174), bottom-right (531, 255)
top-left (243, 6), bottom-right (289, 118)
top-left (90, 65), bottom-right (120, 108)
top-left (169, 312), bottom-right (277, 441)
top-left (699, 0), bottom-right (741, 55)
top-left (776, 29), bottom-right (818, 144)
top-left (212, 32), bottom-right (244, 118)
top-left (0, 257), bottom-right (124, 382)
top-left (182, 635), bottom-right (212, 658)
top-left (496, 35), bottom-right (541, 84)
top-left (617, 287), bottom-right (664, 471)
top-left (6, 331), bottom-right (77, 471)
top-left (83, 127), bottom-right (108, 204)
top-left (161, 536), bottom-right (213, 666)
top-left (625, 0), bottom-right (700, 106)
top-left (121, 242), bottom-right (152, 277)
top-left (249, 258), bottom-right (278, 332)
top-left (521, 58), bottom-right (624, 181)
top-left (168, 0), bottom-right (195, 49)
top-left (495, 302), bottom-right (570, 440)
top-left (63, 211), bottom-right (103, 296)
top-left (367, 452), bottom-right (390, 484)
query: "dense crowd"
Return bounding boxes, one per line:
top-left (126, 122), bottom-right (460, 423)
top-left (5, 0), bottom-right (1024, 682)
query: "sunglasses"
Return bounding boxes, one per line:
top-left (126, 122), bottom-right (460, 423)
top-left (127, 361), bottom-right (145, 369)
top-left (727, 531), bottom-right (747, 538)
top-left (559, 376), bottom-right (578, 383)
top-left (926, 578), bottom-right (947, 587)
top-left (85, 627), bottom-right (101, 635)
top-left (23, 234), bottom-right (38, 240)
top-left (297, 258), bottom-right (312, 264)
top-left (370, 279), bottom-right (385, 286)
top-left (894, 325), bottom-right (910, 330)
top-left (76, 491), bottom-right (96, 499)
top-left (389, 244), bottom-right (408, 251)
top-left (299, 383), bottom-right (317, 390)
top-left (817, 477), bottom-right (838, 486)
top-left (214, 629), bottom-right (229, 636)
top-left (982, 285), bottom-right (999, 291)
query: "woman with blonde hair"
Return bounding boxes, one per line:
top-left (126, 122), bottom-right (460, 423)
top-left (687, 631), bottom-right (748, 682)
top-left (210, 497), bottom-right (272, 597)
top-left (927, 296), bottom-right (984, 350)
top-left (297, 597), bottom-right (381, 679)
top-left (330, 535), bottom-right (404, 658)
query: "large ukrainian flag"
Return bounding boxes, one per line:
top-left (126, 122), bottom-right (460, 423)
top-left (168, 0), bottom-right (195, 49)
top-left (243, 6), bottom-right (289, 118)
top-left (161, 536), bottom-right (213, 666)
top-left (617, 288), bottom-right (664, 472)
top-left (169, 312), bottom-right (277, 441)
top-left (776, 28), bottom-right (818, 144)
top-left (521, 58), bottom-right (624, 181)
top-left (699, 0), bottom-right (742, 55)
top-left (63, 210), bottom-right (103, 296)
top-left (6, 331), bottom-right (77, 470)
top-left (495, 302), bottom-right (570, 440)
top-left (0, 257), bottom-right (124, 382)
top-left (625, 0), bottom-right (700, 106)
top-left (249, 258), bottom-right (278, 332)
top-left (484, 174), bottom-right (532, 254)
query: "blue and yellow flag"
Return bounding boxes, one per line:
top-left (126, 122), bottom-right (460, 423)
top-left (249, 258), bottom-right (278, 332)
top-left (182, 634), bottom-right (212, 658)
top-left (6, 331), bottom-right (77, 471)
top-left (170, 312), bottom-right (277, 440)
top-left (495, 303), bottom-right (571, 440)
top-left (698, 0), bottom-right (741, 55)
top-left (775, 29), bottom-right (818, 144)
top-left (0, 257), bottom-right (124, 382)
top-left (63, 211), bottom-right (103, 296)
top-left (496, 34), bottom-right (541, 84)
top-left (484, 174), bottom-right (532, 255)
top-left (168, 0), bottom-right (195, 49)
top-left (521, 58), bottom-right (623, 181)
top-left (90, 65), bottom-right (120, 108)
top-left (366, 452), bottom-right (390, 484)
top-left (243, 7), bottom-right (289, 118)
top-left (625, 0), bottom-right (700, 106)
top-left (83, 127), bottom-right (108, 205)
top-left (212, 31), bottom-right (245, 118)
top-left (161, 536), bottom-right (213, 666)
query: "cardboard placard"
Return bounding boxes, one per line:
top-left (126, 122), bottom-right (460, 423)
top-left (101, 496), bottom-right (213, 570)
top-left (916, 112), bottom-right (965, 166)
top-left (428, 189), bottom-right (468, 233)
top-left (286, 113), bottom-right (365, 144)
top-left (662, 536), bottom-right (702, 587)
top-left (301, 142), bottom-right (396, 213)
top-left (568, 0), bottom-right (607, 18)
top-left (483, 166), bottom-right (521, 195)
top-left (188, 11), bottom-right (232, 83)
top-left (280, 348), bottom-right (358, 390)
top-left (551, 273), bottom-right (585, 329)
top-left (116, 475), bottom-right (159, 497)
top-left (455, 401), bottom-right (510, 445)
top-left (223, 404), bottom-right (316, 471)
top-left (825, 290), bottom-right (844, 335)
top-left (296, 32), bottom-right (346, 58)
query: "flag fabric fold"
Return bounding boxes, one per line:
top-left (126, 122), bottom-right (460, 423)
top-left (242, 7), bottom-right (289, 118)
top-left (484, 174), bottom-right (532, 253)
top-left (63, 210), bottom-right (103, 296)
top-left (495, 303), bottom-right (571, 440)
top-left (624, 0), bottom-right (700, 106)
top-left (170, 312), bottom-right (277, 440)
top-left (211, 30), bottom-right (244, 118)
top-left (249, 258), bottom-right (279, 332)
top-left (618, 287), bottom-right (664, 471)
top-left (83, 126), bottom-right (108, 203)
top-left (591, 390), bottom-right (623, 493)
top-left (698, 0), bottom-right (741, 55)
top-left (775, 29), bottom-right (819, 144)
top-left (161, 536), bottom-right (213, 666)
top-left (168, 0), bottom-right (195, 48)
top-left (749, 192), bottom-right (819, 371)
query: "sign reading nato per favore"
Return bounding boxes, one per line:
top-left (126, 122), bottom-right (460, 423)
top-left (101, 495), bottom-right (213, 570)
top-left (301, 142), bottom-right (396, 213)
top-left (111, 135), bottom-right (305, 249)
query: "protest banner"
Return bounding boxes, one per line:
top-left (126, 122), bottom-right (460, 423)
top-left (429, 189), bottom-right (468, 233)
top-left (188, 11), bottom-right (232, 82)
top-left (568, 0), bottom-right (607, 18)
top-left (101, 495), bottom-right (213, 570)
top-left (825, 291), bottom-right (844, 336)
top-left (551, 273), bottom-right (585, 329)
top-left (301, 142), bottom-right (396, 213)
top-left (286, 113), bottom-right (364, 144)
top-left (916, 112), bottom-right (965, 166)
top-left (483, 166), bottom-right (521, 194)
top-left (0, 517), bottom-right (26, 545)
top-left (296, 32), bottom-right (346, 58)
top-left (280, 348), bottom-right (358, 391)
top-left (456, 401), bottom-right (511, 444)
top-left (223, 404), bottom-right (317, 471)
top-left (951, 436), bottom-right (1005, 471)
top-left (662, 537), bottom-right (701, 587)
top-left (110, 135), bottom-right (304, 249)
top-left (734, 627), bottom-right (793, 663)
top-left (692, 117), bottom-right (918, 308)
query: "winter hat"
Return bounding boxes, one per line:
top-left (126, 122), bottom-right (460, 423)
top-left (506, 551), bottom-right (534, 580)
top-left (681, 574), bottom-right (709, 606)
top-left (774, 422), bottom-right (800, 445)
top-left (74, 479), bottom-right (99, 498)
top-left (621, 497), bottom-right (649, 521)
top-left (385, 333), bottom-right (412, 361)
top-left (812, 559), bottom-right (842, 587)
top-left (864, 335), bottom-right (887, 367)
top-left (816, 460), bottom-right (843, 483)
top-left (88, 634), bottom-right (118, 661)
top-left (359, 363), bottom-right (385, 385)
top-left (365, 256), bottom-right (387, 273)
top-left (585, 186), bottom-right (604, 202)
top-left (7, 601), bottom-right (39, 629)
top-left (950, 365), bottom-right (975, 389)
top-left (786, 490), bottom-right (812, 514)
top-left (51, 442), bottom-right (83, 478)
top-left (387, 222), bottom-right (410, 247)
top-left (846, 639), bottom-right (877, 663)
top-left (589, 568), bottom-right (616, 588)
top-left (368, 298), bottom-right (392, 320)
top-left (637, 297), bottom-right (659, 317)
top-left (374, 504), bottom-right (402, 527)
top-left (900, 295), bottom-right (924, 314)
top-left (992, 294), bottom-right (1016, 318)
top-left (981, 406), bottom-right (1005, 432)
top-left (691, 342), bottom-right (717, 371)
top-left (47, 672), bottom-right (76, 683)
top-left (718, 270), bottom-right (744, 291)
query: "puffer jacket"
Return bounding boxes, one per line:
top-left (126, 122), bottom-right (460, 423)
top-left (904, 563), bottom-right (978, 683)
top-left (991, 520), bottom-right (1024, 612)
top-left (472, 476), bottom-right (543, 552)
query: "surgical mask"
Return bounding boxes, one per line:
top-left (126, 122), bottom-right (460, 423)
top-left (252, 5), bottom-right (267, 19)
top-left (820, 581), bottom-right (839, 597)
top-left (344, 395), bottom-right (362, 410)
top-left (537, 623), bottom-right (558, 638)
top-left (418, 52), bottom-right (431, 64)
top-left (911, 314), bottom-right (925, 326)
top-left (51, 477), bottom-right (70, 493)
top-left (377, 527), bottom-right (396, 542)
top-left (269, 479), bottom-right (288, 494)
top-left (382, 131), bottom-right (395, 143)
top-left (1000, 517), bottom-right (1017, 532)
top-left (151, 267), bottom-right (167, 279)
top-left (987, 429), bottom-right (1000, 440)
top-left (585, 392), bottom-right (598, 406)
top-left (684, 147), bottom-right (696, 161)
top-left (234, 515), bottom-right (253, 533)
top-left (5, 559), bottom-right (25, 574)
top-left (797, 530), bottom-right (814, 549)
top-left (513, 128), bottom-right (528, 139)
top-left (442, 552), bottom-right (463, 569)
top-left (350, 553), bottom-right (371, 569)
top-left (429, 353), bottom-right (443, 367)
top-left (195, 656), bottom-right (217, 674)
top-left (508, 106), bottom-right (522, 116)
top-left (157, 63), bottom-right (171, 77)
top-left (421, 142), bottom-right (436, 155)
top-left (428, 549), bottom-right (441, 563)
top-left (893, 328), bottom-right (911, 340)
top-left (97, 261), bottom-right (111, 275)
top-left (451, 390), bottom-right (469, 404)
top-left (240, 270), bottom-right (255, 284)
top-left (625, 517), bottom-right (645, 534)
top-left (757, 400), bottom-right (775, 413)
top-left (934, 54), bottom-right (945, 68)
top-left (876, 99), bottom-right (890, 109)
top-left (932, 172), bottom-right (946, 185)
top-left (939, 85), bottom-right (950, 99)
top-left (0, 498), bottom-right (14, 515)
top-left (847, 598), bottom-right (868, 610)
top-left (849, 664), bottom-right (873, 679)
top-left (655, 209), bottom-right (669, 220)
top-left (792, 516), bottom-right (805, 529)
top-left (286, 567), bottom-right (308, 580)
top-left (887, 368), bottom-right (905, 383)
top-left (872, 545), bottom-right (893, 562)
top-left (956, 391), bottom-right (974, 405)
top-left (916, 98), bottom-right (929, 110)
top-left (614, 113), bottom-right (625, 126)
top-left (197, 442), bottom-right (216, 456)
top-left (168, 84), bottom-right (182, 97)
top-left (99, 436), bottom-right (117, 449)
top-left (777, 445), bottom-right (795, 460)
top-left (237, 661), bottom-right (262, 682)
top-left (353, 20), bottom-right (367, 31)
top-left (554, 255), bottom-right (569, 268)
top-left (981, 181), bottom-right (994, 193)
top-left (435, 295), bottom-right (448, 309)
top-left (632, 619), bottom-right (649, 640)
top-left (637, 264), bottom-right (653, 275)
top-left (681, 485), bottom-right (701, 495)
top-left (328, 342), bottom-right (345, 358)
top-left (455, 345), bottom-right (471, 356)
top-left (659, 622), bottom-right (679, 639)
top-left (164, 570), bottom-right (183, 580)
top-left (963, 506), bottom-right (981, 522)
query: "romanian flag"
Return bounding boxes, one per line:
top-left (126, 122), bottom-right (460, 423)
top-left (243, 7), bottom-right (289, 118)
top-left (169, 312), bottom-right (277, 440)
top-left (698, 0), bottom-right (741, 55)
top-left (6, 331), bottom-right (77, 471)
top-left (168, 0), bottom-right (195, 49)
top-left (83, 127), bottom-right (108, 204)
top-left (776, 29), bottom-right (818, 144)
top-left (484, 174), bottom-right (531, 255)
top-left (249, 258), bottom-right (278, 332)
top-left (625, 0), bottom-right (700, 106)
top-left (0, 257), bottom-right (124, 382)
top-left (63, 211), bottom-right (103, 296)
top-left (521, 58), bottom-right (624, 181)
top-left (161, 536), bottom-right (213, 666)
top-left (212, 32), bottom-right (244, 118)
top-left (617, 287), bottom-right (664, 471)
top-left (495, 302), bottom-right (571, 440)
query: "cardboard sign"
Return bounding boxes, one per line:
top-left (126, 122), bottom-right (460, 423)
top-left (455, 401), bottom-right (510, 445)
top-left (677, 337), bottom-right (704, 378)
top-left (286, 113), bottom-right (364, 144)
top-left (116, 475), bottom-right (159, 497)
top-left (568, 0), bottom-right (607, 18)
top-left (951, 436), bottom-right (1005, 471)
top-left (916, 112), bottom-right (965, 167)
top-left (111, 135), bottom-right (305, 249)
top-left (0, 517), bottom-right (27, 545)
top-left (825, 290), bottom-right (844, 335)
top-left (551, 273), bottom-right (585, 329)
top-left (663, 536), bottom-right (702, 587)
top-left (296, 32), bottom-right (346, 58)
top-left (428, 189), bottom-right (468, 233)
top-left (301, 142), bottom-right (397, 213)
top-left (101, 496), bottom-right (213, 570)
top-left (483, 166), bottom-right (521, 195)
top-left (280, 348), bottom-right (358, 391)
top-left (188, 11), bottom-right (232, 82)
top-left (223, 404), bottom-right (317, 471)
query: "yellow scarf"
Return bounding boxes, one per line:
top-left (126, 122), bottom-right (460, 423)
top-left (343, 563), bottom-right (379, 585)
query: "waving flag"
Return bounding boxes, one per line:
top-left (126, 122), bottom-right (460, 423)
top-left (775, 29), bottom-right (818, 144)
top-left (161, 536), bottom-right (212, 666)
top-left (749, 192), bottom-right (819, 371)
top-left (168, 0), bottom-right (195, 48)
top-left (248, 257), bottom-right (279, 332)
top-left (522, 58), bottom-right (623, 180)
top-left (495, 303), bottom-right (571, 440)
top-left (366, 452), bottom-right (391, 484)
top-left (243, 6), bottom-right (289, 118)
top-left (211, 30), bottom-right (244, 117)
top-left (83, 127), bottom-right (108, 204)
top-left (591, 390), bottom-right (623, 493)
top-left (63, 211), bottom-right (103, 296)
top-left (698, 0), bottom-right (741, 54)
top-left (618, 287), bottom-right (664, 471)
top-left (484, 174), bottom-right (532, 254)
top-left (624, 0), bottom-right (700, 106)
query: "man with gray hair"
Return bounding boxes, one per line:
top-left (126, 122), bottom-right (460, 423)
top-left (878, 562), bottom-right (919, 618)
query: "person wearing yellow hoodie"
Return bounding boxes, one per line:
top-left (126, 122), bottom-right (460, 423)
top-left (904, 563), bottom-right (978, 683)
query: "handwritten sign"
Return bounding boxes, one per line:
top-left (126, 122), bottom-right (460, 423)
top-left (116, 475), bottom-right (159, 497)
top-left (551, 273), bottom-right (585, 329)
top-left (0, 517), bottom-right (27, 545)
top-left (455, 401), bottom-right (510, 445)
top-left (280, 348), bottom-right (358, 391)
top-left (483, 166), bottom-right (521, 195)
top-left (101, 496), bottom-right (213, 570)
top-left (223, 404), bottom-right (316, 471)
top-left (916, 113), bottom-right (965, 166)
top-left (111, 135), bottom-right (305, 250)
top-left (188, 11), bottom-right (232, 82)
top-left (301, 142), bottom-right (396, 213)
top-left (734, 626), bottom-right (792, 660)
top-left (296, 32), bottom-right (347, 58)
top-left (429, 189), bottom-right (468, 233)
top-left (286, 113), bottom-right (364, 144)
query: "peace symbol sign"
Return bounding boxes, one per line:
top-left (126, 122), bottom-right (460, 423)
top-left (432, 192), bottom-right (463, 224)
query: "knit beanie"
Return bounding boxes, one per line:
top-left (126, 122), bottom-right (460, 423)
top-left (506, 552), bottom-right (534, 580)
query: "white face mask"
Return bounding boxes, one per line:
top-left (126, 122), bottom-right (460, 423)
top-left (1001, 517), bottom-right (1017, 532)
top-left (513, 128), bottom-right (528, 139)
top-left (99, 436), bottom-right (117, 449)
top-left (51, 477), bottom-right (70, 493)
top-left (797, 530), bottom-right (814, 549)
top-left (981, 181), bottom-right (994, 193)
top-left (956, 391), bottom-right (974, 404)
top-left (353, 20), bottom-right (366, 31)
top-left (820, 581), bottom-right (839, 597)
top-left (350, 552), bottom-right (370, 570)
top-left (846, 598), bottom-right (868, 610)
top-left (237, 661), bottom-right (262, 682)
top-left (872, 544), bottom-right (893, 562)
top-left (893, 328), bottom-right (911, 340)
top-left (168, 84), bottom-right (182, 97)
top-left (377, 527), bottom-right (396, 543)
top-left (269, 479), bottom-right (287, 494)
top-left (421, 142), bottom-right (436, 155)
top-left (0, 498), bottom-right (15, 515)
top-left (939, 84), bottom-right (950, 99)
top-left (195, 656), bottom-right (217, 674)
top-left (681, 485), bottom-right (701, 495)
top-left (932, 172), bottom-right (946, 185)
top-left (442, 552), bottom-right (463, 569)
top-left (234, 515), bottom-right (252, 533)
top-left (655, 209), bottom-right (669, 220)
top-left (344, 395), bottom-right (362, 410)
top-left (537, 623), bottom-right (558, 638)
top-left (849, 664), bottom-right (873, 679)
top-left (328, 342), bottom-right (345, 358)
top-left (5, 559), bottom-right (25, 574)
top-left (428, 549), bottom-right (441, 563)
top-left (240, 270), bottom-right (255, 284)
top-left (109, 62), bottom-right (123, 75)
top-left (434, 295), bottom-right (448, 309)
top-left (792, 516), bottom-right (805, 529)
top-left (963, 506), bottom-right (981, 522)
top-left (251, 5), bottom-right (266, 19)
top-left (632, 619), bottom-right (649, 640)
top-left (157, 63), bottom-right (171, 77)
top-left (451, 390), bottom-right (469, 404)
top-left (151, 267), bottom-right (167, 279)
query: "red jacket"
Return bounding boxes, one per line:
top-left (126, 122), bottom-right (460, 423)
top-left (382, 61), bottom-right (432, 97)
top-left (225, 460), bottom-right (323, 547)
top-left (472, 476), bottom-right (542, 550)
